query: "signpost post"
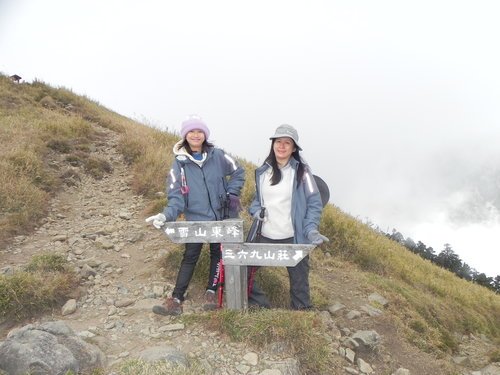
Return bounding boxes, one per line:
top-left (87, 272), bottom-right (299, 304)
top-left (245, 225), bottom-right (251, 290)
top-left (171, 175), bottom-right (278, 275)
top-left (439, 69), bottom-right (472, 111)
top-left (162, 219), bottom-right (315, 310)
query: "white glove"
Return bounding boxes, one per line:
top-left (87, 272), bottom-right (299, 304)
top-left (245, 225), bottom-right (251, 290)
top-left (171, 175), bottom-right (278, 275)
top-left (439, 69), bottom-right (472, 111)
top-left (145, 213), bottom-right (167, 229)
top-left (307, 230), bottom-right (329, 245)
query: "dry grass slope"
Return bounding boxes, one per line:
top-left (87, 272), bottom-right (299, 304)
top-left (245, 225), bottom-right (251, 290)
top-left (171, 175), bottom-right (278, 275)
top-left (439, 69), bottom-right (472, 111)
top-left (1, 73), bottom-right (499, 374)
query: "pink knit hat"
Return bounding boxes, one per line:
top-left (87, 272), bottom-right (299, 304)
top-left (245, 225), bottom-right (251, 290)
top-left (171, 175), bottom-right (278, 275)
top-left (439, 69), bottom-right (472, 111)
top-left (180, 116), bottom-right (210, 139)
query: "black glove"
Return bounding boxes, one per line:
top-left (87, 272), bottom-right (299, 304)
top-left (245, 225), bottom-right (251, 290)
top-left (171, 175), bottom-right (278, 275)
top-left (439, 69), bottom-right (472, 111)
top-left (253, 209), bottom-right (267, 222)
top-left (228, 194), bottom-right (242, 212)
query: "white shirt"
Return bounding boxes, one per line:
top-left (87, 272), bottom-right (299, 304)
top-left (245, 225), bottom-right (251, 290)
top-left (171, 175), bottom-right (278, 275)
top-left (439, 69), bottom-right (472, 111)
top-left (261, 163), bottom-right (295, 239)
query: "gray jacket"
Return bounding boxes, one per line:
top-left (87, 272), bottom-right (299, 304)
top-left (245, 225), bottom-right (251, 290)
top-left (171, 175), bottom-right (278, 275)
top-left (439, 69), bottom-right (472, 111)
top-left (248, 157), bottom-right (323, 244)
top-left (163, 143), bottom-right (245, 221)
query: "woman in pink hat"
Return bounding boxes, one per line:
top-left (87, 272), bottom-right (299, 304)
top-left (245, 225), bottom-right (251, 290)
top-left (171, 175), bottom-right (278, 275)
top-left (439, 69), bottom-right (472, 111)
top-left (146, 115), bottom-right (245, 315)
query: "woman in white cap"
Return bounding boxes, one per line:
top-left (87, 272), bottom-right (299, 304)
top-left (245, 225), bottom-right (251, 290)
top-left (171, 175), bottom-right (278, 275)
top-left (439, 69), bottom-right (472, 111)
top-left (146, 115), bottom-right (245, 315)
top-left (248, 124), bottom-right (328, 310)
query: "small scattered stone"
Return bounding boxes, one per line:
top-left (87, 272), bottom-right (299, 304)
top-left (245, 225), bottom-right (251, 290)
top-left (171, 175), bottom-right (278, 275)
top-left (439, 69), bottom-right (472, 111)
top-left (243, 352), bottom-right (258, 366)
top-left (158, 323), bottom-right (185, 332)
top-left (114, 298), bottom-right (135, 308)
top-left (61, 299), bottom-right (77, 316)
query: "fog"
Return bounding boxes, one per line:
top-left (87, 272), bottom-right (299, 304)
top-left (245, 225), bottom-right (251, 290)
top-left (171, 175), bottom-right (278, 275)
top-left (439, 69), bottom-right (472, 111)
top-left (1, 1), bottom-right (499, 276)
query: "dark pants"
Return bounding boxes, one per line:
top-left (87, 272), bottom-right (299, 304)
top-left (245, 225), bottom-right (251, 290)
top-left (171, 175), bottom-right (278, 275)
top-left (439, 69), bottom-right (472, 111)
top-left (172, 242), bottom-right (221, 301)
top-left (248, 235), bottom-right (312, 310)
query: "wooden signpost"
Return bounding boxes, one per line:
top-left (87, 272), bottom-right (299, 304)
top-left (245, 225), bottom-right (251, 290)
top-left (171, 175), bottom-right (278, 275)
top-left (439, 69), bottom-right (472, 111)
top-left (162, 219), bottom-right (315, 310)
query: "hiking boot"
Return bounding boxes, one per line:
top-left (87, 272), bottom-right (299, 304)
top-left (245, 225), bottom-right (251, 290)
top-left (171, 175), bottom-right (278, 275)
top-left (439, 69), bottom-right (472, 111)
top-left (152, 297), bottom-right (183, 316)
top-left (203, 289), bottom-right (217, 311)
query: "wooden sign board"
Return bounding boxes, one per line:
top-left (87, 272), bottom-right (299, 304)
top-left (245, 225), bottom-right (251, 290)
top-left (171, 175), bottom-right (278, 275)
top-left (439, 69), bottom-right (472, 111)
top-left (222, 243), bottom-right (315, 267)
top-left (162, 220), bottom-right (244, 243)
top-left (160, 219), bottom-right (317, 310)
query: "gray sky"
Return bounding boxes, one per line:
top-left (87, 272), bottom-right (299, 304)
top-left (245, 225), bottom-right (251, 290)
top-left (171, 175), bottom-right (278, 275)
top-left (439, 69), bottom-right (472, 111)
top-left (2, 0), bottom-right (499, 277)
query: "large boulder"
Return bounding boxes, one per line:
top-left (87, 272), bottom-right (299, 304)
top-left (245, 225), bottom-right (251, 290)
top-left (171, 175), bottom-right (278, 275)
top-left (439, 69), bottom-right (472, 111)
top-left (0, 321), bottom-right (105, 375)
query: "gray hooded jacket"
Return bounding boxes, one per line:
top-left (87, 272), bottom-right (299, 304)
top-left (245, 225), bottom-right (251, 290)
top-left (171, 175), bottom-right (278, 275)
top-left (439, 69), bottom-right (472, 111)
top-left (248, 157), bottom-right (323, 244)
top-left (162, 140), bottom-right (245, 221)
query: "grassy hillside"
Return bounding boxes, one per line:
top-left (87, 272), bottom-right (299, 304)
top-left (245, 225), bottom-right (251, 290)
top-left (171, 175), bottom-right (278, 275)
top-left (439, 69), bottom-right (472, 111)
top-left (1, 73), bottom-right (499, 364)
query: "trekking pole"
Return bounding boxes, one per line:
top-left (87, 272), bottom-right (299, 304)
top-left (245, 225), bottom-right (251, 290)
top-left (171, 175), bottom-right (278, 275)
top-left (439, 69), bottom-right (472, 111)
top-left (247, 207), bottom-right (265, 296)
top-left (216, 193), bottom-right (231, 308)
top-left (217, 251), bottom-right (225, 308)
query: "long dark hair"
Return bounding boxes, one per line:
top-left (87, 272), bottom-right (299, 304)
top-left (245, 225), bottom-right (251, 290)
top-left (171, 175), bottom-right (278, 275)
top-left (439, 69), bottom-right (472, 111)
top-left (181, 139), bottom-right (214, 155)
top-left (264, 139), bottom-right (305, 187)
